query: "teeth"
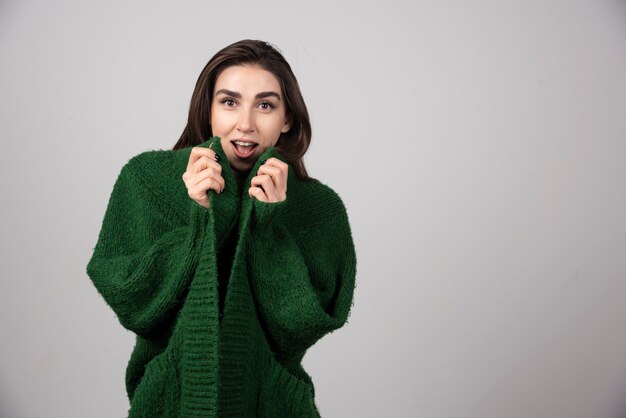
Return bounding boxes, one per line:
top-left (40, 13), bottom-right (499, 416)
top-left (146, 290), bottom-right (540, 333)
top-left (234, 140), bottom-right (255, 146)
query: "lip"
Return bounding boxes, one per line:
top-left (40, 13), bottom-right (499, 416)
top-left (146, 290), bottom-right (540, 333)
top-left (230, 139), bottom-right (258, 159)
top-left (231, 138), bottom-right (258, 145)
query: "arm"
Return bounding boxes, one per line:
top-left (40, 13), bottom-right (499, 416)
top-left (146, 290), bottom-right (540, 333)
top-left (86, 159), bottom-right (207, 340)
top-left (247, 194), bottom-right (357, 362)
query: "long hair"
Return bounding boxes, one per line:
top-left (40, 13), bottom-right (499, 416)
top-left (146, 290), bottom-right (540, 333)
top-left (173, 39), bottom-right (313, 181)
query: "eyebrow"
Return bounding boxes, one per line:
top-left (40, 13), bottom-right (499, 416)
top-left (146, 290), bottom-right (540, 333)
top-left (214, 89), bottom-right (281, 101)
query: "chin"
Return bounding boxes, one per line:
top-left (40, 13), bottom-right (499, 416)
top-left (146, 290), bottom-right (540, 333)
top-left (230, 160), bottom-right (254, 174)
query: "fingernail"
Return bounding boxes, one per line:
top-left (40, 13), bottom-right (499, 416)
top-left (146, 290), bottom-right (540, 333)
top-left (215, 154), bottom-right (220, 161)
top-left (261, 159), bottom-right (267, 165)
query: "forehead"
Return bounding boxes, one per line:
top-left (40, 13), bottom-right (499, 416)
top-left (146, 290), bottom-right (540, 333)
top-left (214, 65), bottom-right (281, 96)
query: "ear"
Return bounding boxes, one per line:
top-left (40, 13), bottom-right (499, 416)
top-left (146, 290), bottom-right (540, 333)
top-left (281, 114), bottom-right (293, 133)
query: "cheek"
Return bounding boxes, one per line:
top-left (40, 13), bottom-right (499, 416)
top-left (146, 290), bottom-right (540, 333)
top-left (260, 118), bottom-right (286, 144)
top-left (210, 107), bottom-right (233, 132)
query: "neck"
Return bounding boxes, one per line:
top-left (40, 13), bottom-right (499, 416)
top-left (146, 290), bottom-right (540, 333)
top-left (233, 168), bottom-right (250, 193)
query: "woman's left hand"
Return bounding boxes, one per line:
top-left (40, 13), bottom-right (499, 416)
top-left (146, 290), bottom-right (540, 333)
top-left (248, 157), bottom-right (288, 203)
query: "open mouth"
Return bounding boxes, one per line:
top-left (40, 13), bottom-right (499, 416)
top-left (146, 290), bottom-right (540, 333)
top-left (231, 140), bottom-right (258, 158)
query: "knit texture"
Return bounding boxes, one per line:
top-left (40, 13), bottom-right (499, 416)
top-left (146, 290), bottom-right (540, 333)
top-left (86, 136), bottom-right (357, 417)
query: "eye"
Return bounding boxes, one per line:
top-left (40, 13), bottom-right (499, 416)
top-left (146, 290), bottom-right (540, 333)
top-left (258, 101), bottom-right (275, 111)
top-left (219, 98), bottom-right (236, 107)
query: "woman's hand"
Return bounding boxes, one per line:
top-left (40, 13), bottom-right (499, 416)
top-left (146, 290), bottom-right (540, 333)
top-left (182, 147), bottom-right (225, 209)
top-left (248, 158), bottom-right (288, 203)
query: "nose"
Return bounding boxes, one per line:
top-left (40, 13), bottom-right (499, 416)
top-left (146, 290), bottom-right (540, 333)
top-left (236, 108), bottom-right (255, 134)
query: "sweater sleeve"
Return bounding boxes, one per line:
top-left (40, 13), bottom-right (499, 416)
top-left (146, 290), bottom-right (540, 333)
top-left (247, 193), bottom-right (357, 361)
top-left (86, 159), bottom-right (207, 340)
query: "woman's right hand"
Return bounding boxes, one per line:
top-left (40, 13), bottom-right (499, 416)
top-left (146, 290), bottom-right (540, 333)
top-left (182, 146), bottom-right (225, 209)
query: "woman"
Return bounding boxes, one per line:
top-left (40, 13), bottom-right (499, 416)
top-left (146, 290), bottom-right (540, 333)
top-left (86, 39), bottom-right (356, 418)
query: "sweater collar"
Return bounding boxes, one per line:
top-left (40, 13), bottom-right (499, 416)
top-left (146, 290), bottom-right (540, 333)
top-left (199, 135), bottom-right (290, 199)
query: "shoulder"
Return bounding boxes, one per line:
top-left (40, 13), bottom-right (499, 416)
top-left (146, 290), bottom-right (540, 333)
top-left (284, 177), bottom-right (356, 263)
top-left (285, 175), bottom-right (352, 230)
top-left (122, 146), bottom-right (193, 222)
top-left (125, 145), bottom-right (191, 180)
top-left (301, 178), bottom-right (347, 211)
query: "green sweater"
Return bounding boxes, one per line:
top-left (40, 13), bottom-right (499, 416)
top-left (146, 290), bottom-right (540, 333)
top-left (86, 136), bottom-right (357, 417)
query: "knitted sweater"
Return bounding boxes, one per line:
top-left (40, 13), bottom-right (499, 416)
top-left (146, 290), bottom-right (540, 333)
top-left (86, 136), bottom-right (357, 417)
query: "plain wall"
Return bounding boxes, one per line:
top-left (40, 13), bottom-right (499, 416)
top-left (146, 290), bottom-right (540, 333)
top-left (1, 1), bottom-right (626, 417)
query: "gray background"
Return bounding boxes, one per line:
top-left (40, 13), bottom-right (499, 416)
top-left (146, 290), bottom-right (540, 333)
top-left (1, 1), bottom-right (626, 417)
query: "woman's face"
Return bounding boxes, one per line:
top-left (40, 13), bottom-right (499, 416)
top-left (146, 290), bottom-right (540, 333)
top-left (210, 64), bottom-right (292, 176)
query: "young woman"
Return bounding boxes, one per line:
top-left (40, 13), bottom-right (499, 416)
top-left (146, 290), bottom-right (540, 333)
top-left (87, 39), bottom-right (356, 418)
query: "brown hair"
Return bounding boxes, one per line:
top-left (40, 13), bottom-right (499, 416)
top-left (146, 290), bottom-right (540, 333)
top-left (173, 39), bottom-right (313, 181)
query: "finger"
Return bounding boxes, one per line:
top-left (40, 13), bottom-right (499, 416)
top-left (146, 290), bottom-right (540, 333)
top-left (187, 177), bottom-right (215, 207)
top-left (187, 147), bottom-right (218, 172)
top-left (188, 178), bottom-right (213, 202)
top-left (248, 186), bottom-right (268, 202)
top-left (183, 166), bottom-right (225, 193)
top-left (263, 157), bottom-right (288, 171)
top-left (188, 147), bottom-right (218, 170)
top-left (251, 174), bottom-right (278, 202)
top-left (257, 164), bottom-right (284, 194)
top-left (191, 154), bottom-right (222, 176)
top-left (200, 172), bottom-right (225, 193)
top-left (260, 158), bottom-right (288, 191)
top-left (182, 159), bottom-right (220, 181)
top-left (192, 176), bottom-right (221, 197)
